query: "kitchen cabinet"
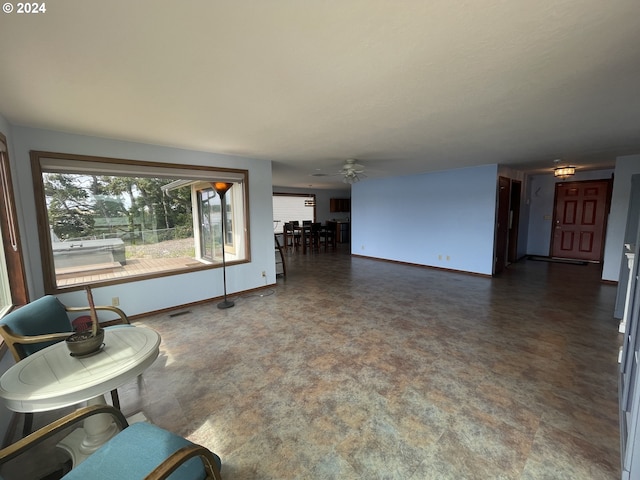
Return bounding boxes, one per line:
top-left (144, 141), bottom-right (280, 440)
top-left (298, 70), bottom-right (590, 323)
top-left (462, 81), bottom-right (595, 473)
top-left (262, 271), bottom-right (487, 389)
top-left (330, 198), bottom-right (350, 213)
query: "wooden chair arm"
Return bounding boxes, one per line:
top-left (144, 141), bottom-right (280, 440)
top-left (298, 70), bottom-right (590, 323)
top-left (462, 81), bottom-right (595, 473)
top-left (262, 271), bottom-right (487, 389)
top-left (65, 305), bottom-right (130, 325)
top-left (146, 444), bottom-right (222, 480)
top-left (0, 405), bottom-right (128, 466)
top-left (4, 330), bottom-right (73, 345)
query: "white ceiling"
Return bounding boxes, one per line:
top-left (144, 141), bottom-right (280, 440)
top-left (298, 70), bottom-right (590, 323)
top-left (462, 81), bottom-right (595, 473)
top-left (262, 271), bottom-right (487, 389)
top-left (1, 1), bottom-right (639, 190)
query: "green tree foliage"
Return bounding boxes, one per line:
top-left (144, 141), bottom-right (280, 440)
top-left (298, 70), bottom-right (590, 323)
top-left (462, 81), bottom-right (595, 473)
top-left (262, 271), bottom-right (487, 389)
top-left (89, 175), bottom-right (128, 219)
top-left (44, 173), bottom-right (95, 240)
top-left (44, 173), bottom-right (194, 241)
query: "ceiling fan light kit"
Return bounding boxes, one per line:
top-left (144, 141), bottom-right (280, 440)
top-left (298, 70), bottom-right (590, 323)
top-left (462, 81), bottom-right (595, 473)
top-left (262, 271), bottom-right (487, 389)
top-left (340, 159), bottom-right (365, 184)
top-left (343, 172), bottom-right (360, 184)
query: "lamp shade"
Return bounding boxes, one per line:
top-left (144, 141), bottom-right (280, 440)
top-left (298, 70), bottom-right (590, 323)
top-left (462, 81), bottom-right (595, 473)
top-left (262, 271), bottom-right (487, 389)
top-left (212, 182), bottom-right (233, 196)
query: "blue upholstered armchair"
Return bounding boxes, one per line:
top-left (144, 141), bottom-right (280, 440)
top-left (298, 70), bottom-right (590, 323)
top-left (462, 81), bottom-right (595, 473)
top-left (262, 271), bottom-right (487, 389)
top-left (0, 404), bottom-right (222, 479)
top-left (0, 295), bottom-right (131, 435)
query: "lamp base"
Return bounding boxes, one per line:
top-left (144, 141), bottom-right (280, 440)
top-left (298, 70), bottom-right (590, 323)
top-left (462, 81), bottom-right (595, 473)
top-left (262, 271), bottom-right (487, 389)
top-left (217, 299), bottom-right (235, 309)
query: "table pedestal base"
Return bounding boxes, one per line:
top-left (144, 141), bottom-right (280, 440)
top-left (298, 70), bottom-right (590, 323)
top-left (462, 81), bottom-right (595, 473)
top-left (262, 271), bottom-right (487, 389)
top-left (57, 396), bottom-right (119, 467)
top-left (57, 397), bottom-right (150, 467)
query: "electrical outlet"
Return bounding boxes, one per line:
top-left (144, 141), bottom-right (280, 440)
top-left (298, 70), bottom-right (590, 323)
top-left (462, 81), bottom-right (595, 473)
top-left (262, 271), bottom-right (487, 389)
top-left (446, 255), bottom-right (450, 261)
top-left (261, 271), bottom-right (266, 277)
top-left (438, 254), bottom-right (442, 260)
top-left (112, 297), bottom-right (119, 306)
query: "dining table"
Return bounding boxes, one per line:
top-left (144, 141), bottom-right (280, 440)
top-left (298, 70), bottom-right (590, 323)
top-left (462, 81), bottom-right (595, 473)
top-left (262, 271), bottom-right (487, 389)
top-left (0, 325), bottom-right (161, 466)
top-left (283, 224), bottom-right (313, 254)
top-left (284, 223), bottom-right (335, 255)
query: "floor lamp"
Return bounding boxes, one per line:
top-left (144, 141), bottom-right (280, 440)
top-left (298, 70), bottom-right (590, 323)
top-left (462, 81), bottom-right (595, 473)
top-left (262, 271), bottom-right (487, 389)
top-left (213, 182), bottom-right (234, 309)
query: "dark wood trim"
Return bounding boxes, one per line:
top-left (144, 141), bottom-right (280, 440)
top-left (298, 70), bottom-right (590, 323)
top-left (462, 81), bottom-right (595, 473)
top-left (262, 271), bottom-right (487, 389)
top-left (30, 150), bottom-right (248, 176)
top-left (350, 254), bottom-right (493, 278)
top-left (0, 133), bottom-right (28, 306)
top-left (30, 151), bottom-right (56, 293)
top-left (30, 151), bottom-right (251, 294)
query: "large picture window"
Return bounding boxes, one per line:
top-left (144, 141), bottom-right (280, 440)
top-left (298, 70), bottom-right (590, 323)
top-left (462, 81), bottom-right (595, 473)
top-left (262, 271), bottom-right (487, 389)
top-left (31, 151), bottom-right (249, 293)
top-left (272, 193), bottom-right (316, 233)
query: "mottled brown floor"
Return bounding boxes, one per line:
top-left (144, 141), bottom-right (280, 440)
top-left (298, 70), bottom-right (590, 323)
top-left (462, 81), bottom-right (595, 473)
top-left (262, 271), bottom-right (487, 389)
top-left (2, 246), bottom-right (623, 479)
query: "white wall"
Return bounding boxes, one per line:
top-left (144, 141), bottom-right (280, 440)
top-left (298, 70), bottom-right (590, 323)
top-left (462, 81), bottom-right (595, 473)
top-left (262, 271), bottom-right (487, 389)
top-left (602, 154), bottom-right (640, 281)
top-left (9, 126), bottom-right (276, 316)
top-left (525, 169), bottom-right (614, 257)
top-left (351, 164), bottom-right (498, 275)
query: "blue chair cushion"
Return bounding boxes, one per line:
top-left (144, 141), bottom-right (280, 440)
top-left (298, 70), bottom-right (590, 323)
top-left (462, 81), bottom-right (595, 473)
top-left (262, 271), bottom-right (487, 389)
top-left (0, 296), bottom-right (72, 356)
top-left (64, 422), bottom-right (221, 480)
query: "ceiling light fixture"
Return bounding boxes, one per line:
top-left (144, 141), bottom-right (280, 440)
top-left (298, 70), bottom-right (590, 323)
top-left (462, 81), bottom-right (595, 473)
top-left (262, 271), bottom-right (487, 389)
top-left (554, 166), bottom-right (576, 179)
top-left (553, 159), bottom-right (576, 179)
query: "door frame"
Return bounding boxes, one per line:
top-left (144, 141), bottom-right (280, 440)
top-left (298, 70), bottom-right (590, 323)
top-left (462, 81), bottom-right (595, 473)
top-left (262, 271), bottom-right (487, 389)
top-left (508, 180), bottom-right (522, 263)
top-left (493, 176), bottom-right (511, 275)
top-left (549, 178), bottom-right (612, 262)
top-left (0, 132), bottom-right (28, 308)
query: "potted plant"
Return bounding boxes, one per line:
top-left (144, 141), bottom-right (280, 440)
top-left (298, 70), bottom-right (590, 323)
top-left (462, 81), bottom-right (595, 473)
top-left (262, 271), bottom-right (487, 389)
top-left (66, 286), bottom-right (105, 356)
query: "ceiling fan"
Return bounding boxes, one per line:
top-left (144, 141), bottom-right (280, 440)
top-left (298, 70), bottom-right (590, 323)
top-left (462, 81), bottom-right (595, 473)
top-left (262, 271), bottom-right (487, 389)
top-left (309, 158), bottom-right (366, 184)
top-left (338, 159), bottom-right (366, 184)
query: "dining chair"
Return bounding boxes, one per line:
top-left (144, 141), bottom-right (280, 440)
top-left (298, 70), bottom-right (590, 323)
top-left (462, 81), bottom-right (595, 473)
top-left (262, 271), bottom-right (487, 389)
top-left (319, 222), bottom-right (337, 251)
top-left (284, 222), bottom-right (301, 251)
top-left (0, 295), bottom-right (131, 436)
top-left (0, 404), bottom-right (222, 480)
top-left (308, 223), bottom-right (322, 252)
top-left (274, 233), bottom-right (287, 277)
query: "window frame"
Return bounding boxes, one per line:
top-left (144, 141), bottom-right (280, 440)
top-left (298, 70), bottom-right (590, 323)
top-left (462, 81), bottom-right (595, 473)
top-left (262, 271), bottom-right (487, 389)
top-left (30, 150), bottom-right (251, 294)
top-left (0, 133), bottom-right (28, 312)
top-left (193, 183), bottom-right (241, 260)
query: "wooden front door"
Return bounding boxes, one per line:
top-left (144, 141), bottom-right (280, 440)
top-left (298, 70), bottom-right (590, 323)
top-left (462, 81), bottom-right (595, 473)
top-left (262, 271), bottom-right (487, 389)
top-left (551, 180), bottom-right (611, 261)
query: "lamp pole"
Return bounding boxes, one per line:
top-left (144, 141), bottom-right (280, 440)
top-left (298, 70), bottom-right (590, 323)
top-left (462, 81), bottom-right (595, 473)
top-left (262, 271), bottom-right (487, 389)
top-left (212, 182), bottom-right (234, 309)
